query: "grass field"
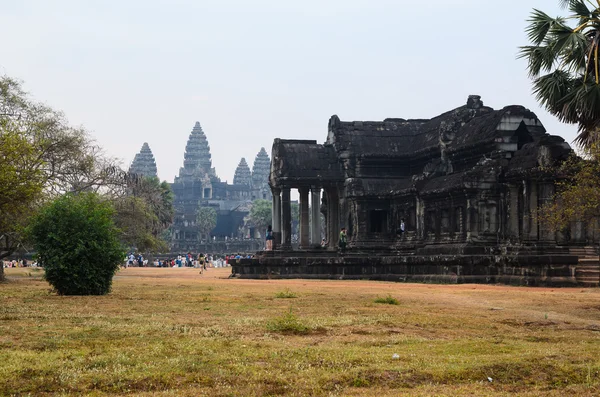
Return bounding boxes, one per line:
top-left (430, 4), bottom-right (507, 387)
top-left (2, 267), bottom-right (600, 396)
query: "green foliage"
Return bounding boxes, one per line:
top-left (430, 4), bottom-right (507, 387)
top-left (196, 206), bottom-right (217, 237)
top-left (374, 295), bottom-right (400, 305)
top-left (519, 1), bottom-right (600, 147)
top-left (540, 142), bottom-right (600, 229)
top-left (114, 176), bottom-right (174, 252)
top-left (248, 199), bottom-right (272, 231)
top-left (27, 193), bottom-right (124, 295)
top-left (266, 308), bottom-right (310, 334)
top-left (0, 76), bottom-right (123, 272)
top-left (274, 288), bottom-right (297, 299)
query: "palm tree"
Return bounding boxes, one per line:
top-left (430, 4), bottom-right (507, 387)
top-left (519, 0), bottom-right (600, 148)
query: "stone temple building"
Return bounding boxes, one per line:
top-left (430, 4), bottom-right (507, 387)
top-left (233, 95), bottom-right (599, 286)
top-left (128, 142), bottom-right (158, 178)
top-left (170, 122), bottom-right (272, 251)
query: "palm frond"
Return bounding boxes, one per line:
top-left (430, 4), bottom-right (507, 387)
top-left (526, 9), bottom-right (559, 45)
top-left (569, 0), bottom-right (591, 19)
top-left (532, 70), bottom-right (574, 113)
top-left (519, 45), bottom-right (557, 76)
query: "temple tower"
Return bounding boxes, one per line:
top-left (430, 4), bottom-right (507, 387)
top-left (129, 142), bottom-right (158, 178)
top-left (176, 121), bottom-right (215, 183)
top-left (251, 147), bottom-right (272, 200)
top-left (233, 158), bottom-right (252, 186)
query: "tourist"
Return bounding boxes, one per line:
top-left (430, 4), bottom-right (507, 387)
top-left (338, 227), bottom-right (347, 254)
top-left (265, 225), bottom-right (273, 251)
top-left (198, 253), bottom-right (205, 274)
top-left (397, 218), bottom-right (405, 236)
top-left (321, 238), bottom-right (326, 248)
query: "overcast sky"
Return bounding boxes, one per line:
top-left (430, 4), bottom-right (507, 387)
top-left (0, 0), bottom-right (575, 183)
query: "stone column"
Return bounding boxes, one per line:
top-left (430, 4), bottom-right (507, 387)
top-left (299, 187), bottom-right (310, 249)
top-left (281, 187), bottom-right (292, 250)
top-left (311, 187), bottom-right (321, 247)
top-left (528, 182), bottom-right (538, 241)
top-left (328, 188), bottom-right (340, 249)
top-left (465, 197), bottom-right (479, 241)
top-left (271, 188), bottom-right (281, 248)
top-left (539, 183), bottom-right (555, 242)
top-left (508, 185), bottom-right (519, 239)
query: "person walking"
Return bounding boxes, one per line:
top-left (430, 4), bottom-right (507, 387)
top-left (265, 225), bottom-right (274, 251)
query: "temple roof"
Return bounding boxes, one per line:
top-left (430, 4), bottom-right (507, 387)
top-left (251, 147), bottom-right (270, 188)
top-left (129, 142), bottom-right (158, 178)
top-left (326, 96), bottom-right (547, 159)
top-left (180, 121), bottom-right (213, 176)
top-left (233, 158), bottom-right (252, 186)
top-left (270, 95), bottom-right (573, 191)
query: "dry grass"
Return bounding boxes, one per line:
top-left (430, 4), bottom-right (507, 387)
top-left (1, 266), bottom-right (600, 396)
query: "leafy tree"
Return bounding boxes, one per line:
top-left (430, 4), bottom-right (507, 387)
top-left (27, 193), bottom-right (124, 295)
top-left (196, 206), bottom-right (217, 240)
top-left (0, 128), bottom-right (45, 271)
top-left (540, 142), bottom-right (600, 231)
top-left (0, 76), bottom-right (122, 280)
top-left (248, 199), bottom-right (272, 232)
top-left (113, 176), bottom-right (174, 252)
top-left (519, 0), bottom-right (600, 147)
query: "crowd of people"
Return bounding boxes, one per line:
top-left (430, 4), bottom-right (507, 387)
top-left (2, 259), bottom-right (38, 268)
top-left (121, 252), bottom-right (255, 271)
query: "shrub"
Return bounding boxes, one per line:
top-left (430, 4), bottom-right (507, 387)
top-left (374, 295), bottom-right (400, 305)
top-left (274, 288), bottom-right (297, 299)
top-left (266, 308), bottom-right (310, 334)
top-left (27, 193), bottom-right (124, 295)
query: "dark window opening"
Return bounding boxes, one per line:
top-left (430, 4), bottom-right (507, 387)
top-left (515, 122), bottom-right (533, 149)
top-left (370, 210), bottom-right (387, 233)
top-left (204, 188), bottom-right (211, 198)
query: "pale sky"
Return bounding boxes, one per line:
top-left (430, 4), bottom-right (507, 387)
top-left (0, 0), bottom-right (577, 184)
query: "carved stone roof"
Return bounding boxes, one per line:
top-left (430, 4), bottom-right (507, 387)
top-left (270, 139), bottom-right (344, 187)
top-left (175, 121), bottom-right (216, 183)
top-left (233, 158), bottom-right (252, 186)
top-left (129, 142), bottom-right (158, 178)
top-left (251, 147), bottom-right (270, 189)
top-left (269, 95), bottom-right (573, 193)
top-left (181, 122), bottom-right (212, 173)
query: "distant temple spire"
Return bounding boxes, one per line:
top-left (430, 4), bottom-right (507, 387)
top-left (252, 147), bottom-right (270, 187)
top-left (129, 142), bottom-right (158, 178)
top-left (233, 157), bottom-right (252, 186)
top-left (182, 121), bottom-right (213, 175)
top-left (175, 121), bottom-right (216, 183)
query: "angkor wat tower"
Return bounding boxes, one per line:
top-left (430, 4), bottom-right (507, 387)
top-left (251, 147), bottom-right (272, 201)
top-left (170, 122), bottom-right (271, 251)
top-left (233, 158), bottom-right (252, 186)
top-left (128, 142), bottom-right (158, 178)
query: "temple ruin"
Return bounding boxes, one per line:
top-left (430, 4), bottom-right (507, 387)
top-left (170, 122), bottom-right (272, 251)
top-left (233, 95), bottom-right (599, 286)
top-left (129, 142), bottom-right (158, 178)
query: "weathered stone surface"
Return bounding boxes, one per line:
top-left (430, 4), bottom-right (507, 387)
top-left (129, 142), bottom-right (158, 178)
top-left (251, 147), bottom-right (272, 200)
top-left (241, 95), bottom-right (598, 286)
top-left (169, 122), bottom-right (271, 252)
top-left (233, 158), bottom-right (252, 186)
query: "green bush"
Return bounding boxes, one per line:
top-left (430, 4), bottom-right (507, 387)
top-left (374, 295), bottom-right (400, 305)
top-left (266, 308), bottom-right (310, 334)
top-left (27, 193), bottom-right (124, 295)
top-left (274, 288), bottom-right (297, 299)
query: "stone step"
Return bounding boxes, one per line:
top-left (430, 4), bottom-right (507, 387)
top-left (569, 246), bottom-right (599, 257)
top-left (575, 264), bottom-right (600, 286)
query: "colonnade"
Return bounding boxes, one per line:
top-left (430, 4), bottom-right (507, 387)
top-left (271, 186), bottom-right (335, 250)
